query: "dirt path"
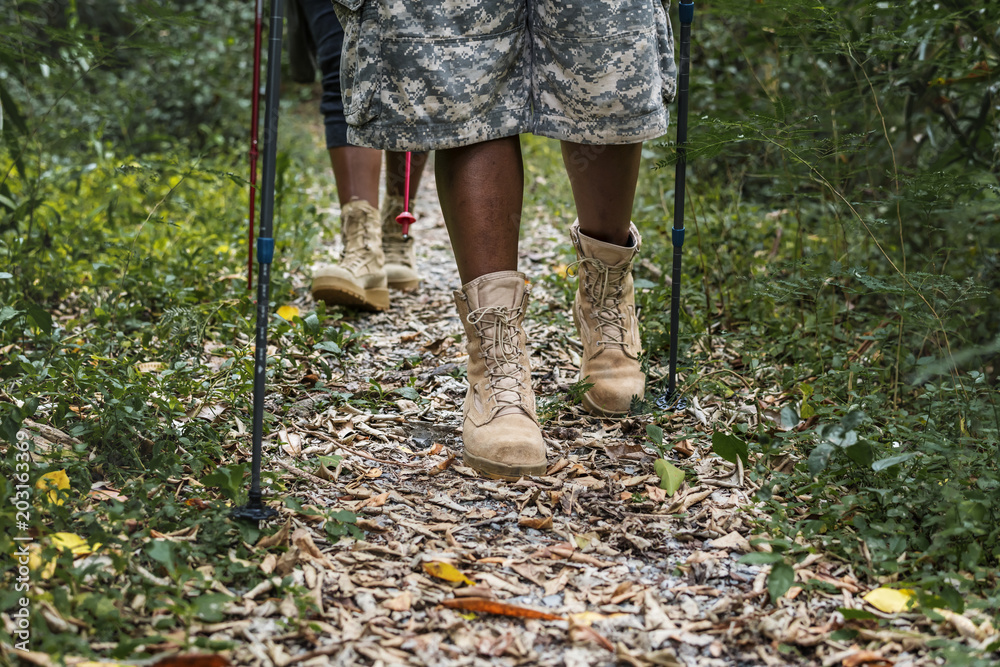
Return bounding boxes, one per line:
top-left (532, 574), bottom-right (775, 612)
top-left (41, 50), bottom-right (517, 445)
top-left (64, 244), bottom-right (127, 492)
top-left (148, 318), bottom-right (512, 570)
top-left (224, 162), bottom-right (917, 667)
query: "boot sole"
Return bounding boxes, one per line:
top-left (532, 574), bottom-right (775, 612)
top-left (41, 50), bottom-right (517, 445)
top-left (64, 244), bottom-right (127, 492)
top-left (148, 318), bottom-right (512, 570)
top-left (387, 277), bottom-right (421, 291)
top-left (581, 392), bottom-right (630, 417)
top-left (463, 450), bottom-right (548, 481)
top-left (312, 277), bottom-right (389, 311)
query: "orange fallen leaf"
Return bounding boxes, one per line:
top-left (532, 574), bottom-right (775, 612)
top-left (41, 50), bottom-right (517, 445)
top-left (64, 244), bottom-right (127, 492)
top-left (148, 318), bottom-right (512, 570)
top-left (427, 453), bottom-right (456, 476)
top-left (518, 515), bottom-right (553, 530)
top-left (151, 654), bottom-right (232, 667)
top-left (440, 597), bottom-right (563, 621)
top-left (842, 651), bottom-right (894, 667)
top-left (357, 492), bottom-right (390, 510)
top-left (569, 621), bottom-right (615, 652)
top-left (185, 498), bottom-right (209, 510)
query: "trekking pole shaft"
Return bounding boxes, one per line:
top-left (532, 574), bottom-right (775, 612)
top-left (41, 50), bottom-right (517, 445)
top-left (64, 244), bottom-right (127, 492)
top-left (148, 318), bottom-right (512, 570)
top-left (668, 1), bottom-right (693, 399)
top-left (247, 0), bottom-right (264, 290)
top-left (248, 0), bottom-right (285, 510)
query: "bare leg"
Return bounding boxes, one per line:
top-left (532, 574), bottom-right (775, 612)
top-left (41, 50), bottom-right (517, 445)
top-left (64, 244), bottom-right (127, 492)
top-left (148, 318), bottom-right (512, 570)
top-left (561, 141), bottom-right (643, 246)
top-left (328, 146), bottom-right (382, 207)
top-left (385, 151), bottom-right (429, 201)
top-left (435, 137), bottom-right (524, 285)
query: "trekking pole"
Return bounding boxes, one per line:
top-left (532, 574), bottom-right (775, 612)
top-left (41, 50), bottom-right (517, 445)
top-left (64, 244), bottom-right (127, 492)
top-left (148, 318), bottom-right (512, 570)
top-left (666, 0), bottom-right (694, 410)
top-left (233, 0), bottom-right (285, 524)
top-left (247, 0), bottom-right (264, 290)
top-left (395, 152), bottom-right (416, 240)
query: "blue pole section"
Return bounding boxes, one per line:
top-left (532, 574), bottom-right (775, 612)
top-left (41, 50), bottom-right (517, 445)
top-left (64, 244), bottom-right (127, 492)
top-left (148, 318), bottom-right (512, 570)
top-left (667, 1), bottom-right (694, 403)
top-left (234, 0), bottom-right (284, 523)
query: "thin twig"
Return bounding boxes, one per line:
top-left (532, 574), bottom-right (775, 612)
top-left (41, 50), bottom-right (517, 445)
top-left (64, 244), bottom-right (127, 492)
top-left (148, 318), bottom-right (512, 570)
top-left (300, 428), bottom-right (423, 468)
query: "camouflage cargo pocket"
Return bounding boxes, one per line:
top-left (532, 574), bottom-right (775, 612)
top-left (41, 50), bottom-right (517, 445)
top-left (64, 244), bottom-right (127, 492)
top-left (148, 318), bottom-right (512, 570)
top-left (332, 0), bottom-right (381, 126)
top-left (533, 0), bottom-right (671, 124)
top-left (658, 0), bottom-right (677, 106)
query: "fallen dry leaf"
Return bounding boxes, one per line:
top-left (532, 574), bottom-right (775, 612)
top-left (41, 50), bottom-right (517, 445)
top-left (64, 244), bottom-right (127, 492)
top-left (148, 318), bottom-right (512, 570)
top-left (423, 561), bottom-right (474, 586)
top-left (427, 453), bottom-right (457, 476)
top-left (518, 515), bottom-right (553, 530)
top-left (383, 591), bottom-right (412, 611)
top-left (150, 654), bottom-right (231, 667)
top-left (842, 650), bottom-right (894, 667)
top-left (37, 469), bottom-right (70, 505)
top-left (569, 621), bottom-right (615, 652)
top-left (440, 597), bottom-right (563, 620)
top-left (255, 517), bottom-right (291, 549)
top-left (863, 587), bottom-right (915, 614)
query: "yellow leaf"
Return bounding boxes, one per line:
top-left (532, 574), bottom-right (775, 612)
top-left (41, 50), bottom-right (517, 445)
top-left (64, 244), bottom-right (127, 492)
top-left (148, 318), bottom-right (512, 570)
top-left (27, 545), bottom-right (56, 580)
top-left (422, 561), bottom-right (474, 586)
top-left (36, 469), bottom-right (70, 505)
top-left (51, 532), bottom-right (100, 556)
top-left (863, 587), bottom-right (916, 613)
top-left (276, 305), bottom-right (300, 321)
top-left (568, 611), bottom-right (607, 626)
top-left (553, 263), bottom-right (569, 278)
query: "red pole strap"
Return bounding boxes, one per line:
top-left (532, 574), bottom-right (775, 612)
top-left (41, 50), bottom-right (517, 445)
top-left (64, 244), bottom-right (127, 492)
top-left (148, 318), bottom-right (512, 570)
top-left (395, 151), bottom-right (416, 239)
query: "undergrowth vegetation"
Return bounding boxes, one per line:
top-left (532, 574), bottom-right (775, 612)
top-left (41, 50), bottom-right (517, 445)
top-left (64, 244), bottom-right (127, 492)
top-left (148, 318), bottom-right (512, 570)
top-left (635, 1), bottom-right (999, 659)
top-left (1, 0), bottom-right (998, 663)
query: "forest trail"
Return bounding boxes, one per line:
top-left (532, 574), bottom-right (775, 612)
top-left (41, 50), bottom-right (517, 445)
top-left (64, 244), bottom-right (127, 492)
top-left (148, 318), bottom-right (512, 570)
top-left (228, 160), bottom-right (892, 667)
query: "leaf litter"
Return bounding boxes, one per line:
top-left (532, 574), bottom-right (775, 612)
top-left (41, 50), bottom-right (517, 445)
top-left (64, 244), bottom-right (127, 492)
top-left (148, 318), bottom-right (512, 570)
top-left (9, 166), bottom-right (996, 667)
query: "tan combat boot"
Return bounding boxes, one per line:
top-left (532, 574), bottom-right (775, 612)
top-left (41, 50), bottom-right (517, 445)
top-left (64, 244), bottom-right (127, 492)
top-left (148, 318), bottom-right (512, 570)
top-left (454, 271), bottom-right (547, 479)
top-left (571, 220), bottom-right (645, 415)
top-left (311, 199), bottom-right (389, 311)
top-left (381, 195), bottom-right (421, 291)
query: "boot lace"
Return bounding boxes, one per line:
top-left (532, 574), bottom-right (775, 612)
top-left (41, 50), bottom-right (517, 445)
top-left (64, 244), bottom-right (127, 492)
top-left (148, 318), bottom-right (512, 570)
top-left (572, 257), bottom-right (632, 351)
top-left (467, 306), bottom-right (529, 412)
top-left (382, 234), bottom-right (412, 265)
top-left (339, 211), bottom-right (377, 272)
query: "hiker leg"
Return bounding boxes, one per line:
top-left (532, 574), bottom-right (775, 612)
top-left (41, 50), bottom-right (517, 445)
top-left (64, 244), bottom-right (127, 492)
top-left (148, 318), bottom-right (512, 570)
top-left (560, 141), bottom-right (642, 246)
top-left (328, 147), bottom-right (382, 207)
top-left (386, 150), bottom-right (429, 201)
top-left (435, 136), bottom-right (524, 285)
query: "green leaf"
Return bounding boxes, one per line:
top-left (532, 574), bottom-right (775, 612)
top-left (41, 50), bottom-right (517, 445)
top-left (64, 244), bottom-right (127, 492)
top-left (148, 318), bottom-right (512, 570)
top-left (808, 442), bottom-right (835, 476)
top-left (0, 306), bottom-right (20, 326)
top-left (711, 431), bottom-right (748, 466)
top-left (871, 452), bottom-right (916, 472)
top-left (145, 540), bottom-right (175, 575)
top-left (192, 593), bottom-right (231, 622)
top-left (844, 441), bottom-right (875, 467)
top-left (767, 562), bottom-right (795, 603)
top-left (25, 303), bottom-right (53, 336)
top-left (779, 406), bottom-right (800, 429)
top-left (838, 607), bottom-right (878, 621)
top-left (841, 409), bottom-right (867, 431)
top-left (314, 341), bottom-right (342, 355)
top-left (738, 551), bottom-right (786, 565)
top-left (302, 311), bottom-right (321, 333)
top-left (633, 278), bottom-right (657, 290)
top-left (318, 455), bottom-right (343, 468)
top-left (646, 423), bottom-right (664, 447)
top-left (653, 458), bottom-right (684, 495)
top-left (202, 464), bottom-right (247, 502)
top-left (393, 386), bottom-right (420, 401)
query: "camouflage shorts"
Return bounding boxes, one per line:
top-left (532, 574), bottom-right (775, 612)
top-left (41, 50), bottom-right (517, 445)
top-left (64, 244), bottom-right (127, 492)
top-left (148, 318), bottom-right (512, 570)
top-left (331, 0), bottom-right (676, 151)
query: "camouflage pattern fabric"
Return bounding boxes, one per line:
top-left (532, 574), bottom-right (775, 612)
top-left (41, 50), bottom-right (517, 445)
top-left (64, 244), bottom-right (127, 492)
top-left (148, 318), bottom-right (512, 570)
top-left (332, 0), bottom-right (676, 152)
